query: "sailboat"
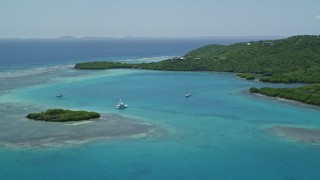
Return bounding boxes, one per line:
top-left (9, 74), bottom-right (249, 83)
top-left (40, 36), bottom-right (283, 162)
top-left (56, 88), bottom-right (63, 97)
top-left (116, 99), bottom-right (128, 109)
top-left (185, 87), bottom-right (191, 97)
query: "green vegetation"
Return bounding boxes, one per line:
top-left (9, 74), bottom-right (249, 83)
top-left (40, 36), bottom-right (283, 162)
top-left (26, 109), bottom-right (100, 122)
top-left (249, 87), bottom-right (260, 93)
top-left (236, 73), bottom-right (255, 80)
top-left (250, 84), bottom-right (320, 105)
top-left (146, 35), bottom-right (320, 83)
top-left (183, 35), bottom-right (320, 83)
top-left (75, 61), bottom-right (136, 70)
top-left (150, 35), bottom-right (320, 83)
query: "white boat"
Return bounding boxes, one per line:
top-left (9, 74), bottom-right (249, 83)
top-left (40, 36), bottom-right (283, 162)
top-left (116, 99), bottom-right (128, 109)
top-left (56, 89), bottom-right (63, 97)
top-left (185, 87), bottom-right (191, 97)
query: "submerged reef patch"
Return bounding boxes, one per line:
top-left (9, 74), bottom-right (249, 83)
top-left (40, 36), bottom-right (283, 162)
top-left (269, 126), bottom-right (320, 144)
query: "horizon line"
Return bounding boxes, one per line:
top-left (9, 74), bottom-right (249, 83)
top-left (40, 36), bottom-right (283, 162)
top-left (0, 35), bottom-right (288, 40)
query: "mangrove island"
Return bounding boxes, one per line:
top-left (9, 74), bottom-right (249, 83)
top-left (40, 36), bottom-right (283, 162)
top-left (26, 109), bottom-right (100, 122)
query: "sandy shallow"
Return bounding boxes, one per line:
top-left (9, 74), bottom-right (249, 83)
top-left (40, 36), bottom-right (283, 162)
top-left (0, 103), bottom-right (163, 148)
top-left (269, 126), bottom-right (320, 144)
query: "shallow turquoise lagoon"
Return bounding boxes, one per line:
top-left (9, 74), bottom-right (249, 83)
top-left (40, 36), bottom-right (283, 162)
top-left (1, 68), bottom-right (320, 180)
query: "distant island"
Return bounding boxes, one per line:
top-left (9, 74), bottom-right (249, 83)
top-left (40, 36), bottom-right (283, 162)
top-left (26, 109), bottom-right (100, 122)
top-left (74, 35), bottom-right (320, 106)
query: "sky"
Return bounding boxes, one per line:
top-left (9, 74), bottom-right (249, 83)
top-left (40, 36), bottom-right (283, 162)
top-left (0, 0), bottom-right (320, 38)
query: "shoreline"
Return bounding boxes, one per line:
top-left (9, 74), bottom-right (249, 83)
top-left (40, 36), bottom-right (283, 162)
top-left (249, 92), bottom-right (320, 110)
top-left (74, 62), bottom-right (320, 106)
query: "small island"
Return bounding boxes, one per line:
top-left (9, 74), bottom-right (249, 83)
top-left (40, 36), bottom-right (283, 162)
top-left (26, 109), bottom-right (100, 122)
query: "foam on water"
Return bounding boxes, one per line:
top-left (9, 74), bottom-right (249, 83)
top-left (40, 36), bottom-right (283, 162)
top-left (64, 121), bottom-right (95, 126)
top-left (119, 56), bottom-right (173, 63)
top-left (0, 65), bottom-right (73, 78)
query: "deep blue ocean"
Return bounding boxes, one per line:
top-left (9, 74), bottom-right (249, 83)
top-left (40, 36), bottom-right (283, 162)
top-left (1, 38), bottom-right (320, 180)
top-left (0, 38), bottom-right (248, 69)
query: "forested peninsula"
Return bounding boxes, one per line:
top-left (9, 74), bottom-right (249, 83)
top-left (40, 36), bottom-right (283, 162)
top-left (75, 35), bottom-right (320, 106)
top-left (250, 84), bottom-right (320, 106)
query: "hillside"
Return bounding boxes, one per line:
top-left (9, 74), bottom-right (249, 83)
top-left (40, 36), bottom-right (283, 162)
top-left (157, 35), bottom-right (320, 83)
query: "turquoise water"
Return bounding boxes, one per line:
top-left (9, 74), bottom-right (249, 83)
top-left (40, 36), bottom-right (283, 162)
top-left (1, 66), bottom-right (320, 179)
